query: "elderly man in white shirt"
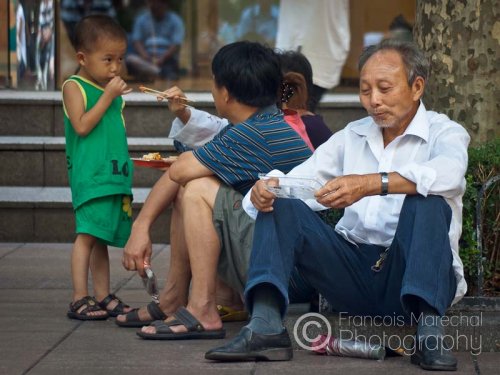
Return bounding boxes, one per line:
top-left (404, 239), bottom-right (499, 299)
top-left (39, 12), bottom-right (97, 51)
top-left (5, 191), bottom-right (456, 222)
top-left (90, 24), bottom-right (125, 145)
top-left (205, 39), bottom-right (470, 371)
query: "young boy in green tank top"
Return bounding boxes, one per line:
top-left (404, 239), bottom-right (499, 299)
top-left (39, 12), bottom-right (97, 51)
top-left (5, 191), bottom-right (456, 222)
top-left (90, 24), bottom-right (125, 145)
top-left (62, 15), bottom-right (134, 320)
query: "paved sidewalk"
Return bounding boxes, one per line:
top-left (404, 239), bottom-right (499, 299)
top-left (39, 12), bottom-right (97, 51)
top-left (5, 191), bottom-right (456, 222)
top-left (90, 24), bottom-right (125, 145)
top-left (0, 243), bottom-right (497, 375)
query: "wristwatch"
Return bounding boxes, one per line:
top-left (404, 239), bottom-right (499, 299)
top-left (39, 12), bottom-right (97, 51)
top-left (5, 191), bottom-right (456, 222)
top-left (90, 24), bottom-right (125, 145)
top-left (380, 172), bottom-right (389, 196)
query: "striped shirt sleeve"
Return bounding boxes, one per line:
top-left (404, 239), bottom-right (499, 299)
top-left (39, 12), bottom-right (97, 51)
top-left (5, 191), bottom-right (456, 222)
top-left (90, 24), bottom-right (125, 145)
top-left (193, 116), bottom-right (312, 194)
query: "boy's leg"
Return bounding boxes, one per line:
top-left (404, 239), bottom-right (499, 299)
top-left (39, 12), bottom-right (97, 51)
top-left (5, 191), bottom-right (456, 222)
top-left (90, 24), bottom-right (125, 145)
top-left (73, 196), bottom-right (115, 315)
top-left (90, 241), bottom-right (110, 302)
top-left (90, 241), bottom-right (134, 314)
top-left (70, 233), bottom-right (107, 318)
top-left (77, 195), bottom-right (133, 315)
top-left (71, 233), bottom-right (96, 300)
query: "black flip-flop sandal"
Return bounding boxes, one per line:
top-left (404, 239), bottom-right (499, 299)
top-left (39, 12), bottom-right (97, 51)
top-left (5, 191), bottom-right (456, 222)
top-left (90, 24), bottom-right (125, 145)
top-left (67, 296), bottom-right (109, 321)
top-left (98, 293), bottom-right (130, 317)
top-left (115, 301), bottom-right (167, 327)
top-left (136, 307), bottom-right (225, 340)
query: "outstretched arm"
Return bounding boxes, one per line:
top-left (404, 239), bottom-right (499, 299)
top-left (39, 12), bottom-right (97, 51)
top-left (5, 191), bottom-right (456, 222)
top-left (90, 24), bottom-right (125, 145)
top-left (164, 86), bottom-right (229, 148)
top-left (122, 170), bottom-right (180, 275)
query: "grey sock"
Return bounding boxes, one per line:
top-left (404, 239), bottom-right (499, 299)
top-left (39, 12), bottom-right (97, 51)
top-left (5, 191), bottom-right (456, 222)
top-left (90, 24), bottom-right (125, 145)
top-left (246, 285), bottom-right (284, 335)
top-left (417, 299), bottom-right (444, 341)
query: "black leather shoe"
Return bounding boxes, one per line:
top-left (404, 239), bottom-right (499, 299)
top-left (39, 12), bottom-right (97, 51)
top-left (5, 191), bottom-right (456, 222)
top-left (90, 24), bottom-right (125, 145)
top-left (411, 335), bottom-right (457, 371)
top-left (205, 327), bottom-right (293, 361)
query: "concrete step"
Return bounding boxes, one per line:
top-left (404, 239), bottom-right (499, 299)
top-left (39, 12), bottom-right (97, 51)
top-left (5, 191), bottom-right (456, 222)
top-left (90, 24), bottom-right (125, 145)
top-left (0, 136), bottom-right (177, 187)
top-left (284, 297), bottom-right (500, 353)
top-left (0, 91), bottom-right (196, 137)
top-left (0, 90), bottom-right (366, 244)
top-left (0, 91), bottom-right (365, 137)
top-left (0, 187), bottom-right (171, 243)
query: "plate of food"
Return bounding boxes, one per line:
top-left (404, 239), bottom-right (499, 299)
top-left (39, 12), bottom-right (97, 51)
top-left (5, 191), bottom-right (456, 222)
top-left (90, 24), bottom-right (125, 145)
top-left (131, 152), bottom-right (178, 169)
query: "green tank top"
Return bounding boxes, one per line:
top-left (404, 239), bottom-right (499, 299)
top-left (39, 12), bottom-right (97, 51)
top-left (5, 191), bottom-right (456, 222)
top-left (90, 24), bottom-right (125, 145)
top-left (63, 75), bottom-right (133, 209)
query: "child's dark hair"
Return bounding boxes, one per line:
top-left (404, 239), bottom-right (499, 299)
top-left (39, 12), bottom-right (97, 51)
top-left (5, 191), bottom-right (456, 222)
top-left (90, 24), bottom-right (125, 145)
top-left (211, 41), bottom-right (281, 107)
top-left (74, 15), bottom-right (127, 52)
top-left (277, 50), bottom-right (314, 111)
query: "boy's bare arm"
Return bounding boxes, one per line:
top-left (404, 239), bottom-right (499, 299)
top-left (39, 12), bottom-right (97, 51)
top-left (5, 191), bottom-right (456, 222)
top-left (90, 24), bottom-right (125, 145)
top-left (63, 77), bottom-right (131, 136)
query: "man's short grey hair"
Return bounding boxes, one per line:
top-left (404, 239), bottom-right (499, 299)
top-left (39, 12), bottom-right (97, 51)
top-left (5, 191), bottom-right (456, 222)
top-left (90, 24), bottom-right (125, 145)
top-left (358, 39), bottom-right (430, 86)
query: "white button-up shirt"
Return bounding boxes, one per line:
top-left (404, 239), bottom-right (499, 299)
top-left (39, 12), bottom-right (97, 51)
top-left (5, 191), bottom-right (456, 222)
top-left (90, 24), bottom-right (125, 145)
top-left (168, 108), bottom-right (229, 149)
top-left (244, 102), bottom-right (470, 304)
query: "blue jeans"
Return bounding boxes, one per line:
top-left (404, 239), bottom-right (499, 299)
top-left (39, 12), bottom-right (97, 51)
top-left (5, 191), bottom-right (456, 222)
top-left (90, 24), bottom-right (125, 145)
top-left (244, 195), bottom-right (457, 319)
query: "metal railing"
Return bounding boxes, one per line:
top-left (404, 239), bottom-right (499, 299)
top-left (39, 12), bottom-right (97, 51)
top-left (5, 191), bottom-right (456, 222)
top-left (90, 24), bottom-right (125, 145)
top-left (475, 175), bottom-right (500, 296)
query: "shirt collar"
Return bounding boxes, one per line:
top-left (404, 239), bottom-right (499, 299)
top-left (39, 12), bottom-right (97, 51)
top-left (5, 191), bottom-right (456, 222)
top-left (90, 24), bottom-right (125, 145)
top-left (242, 104), bottom-right (280, 124)
top-left (228, 105), bottom-right (280, 127)
top-left (402, 102), bottom-right (429, 142)
top-left (352, 101), bottom-right (429, 142)
top-left (254, 104), bottom-right (280, 117)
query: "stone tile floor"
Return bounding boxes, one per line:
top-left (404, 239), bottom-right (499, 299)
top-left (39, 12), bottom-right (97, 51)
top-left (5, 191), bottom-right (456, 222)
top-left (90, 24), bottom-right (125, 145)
top-left (0, 243), bottom-right (497, 374)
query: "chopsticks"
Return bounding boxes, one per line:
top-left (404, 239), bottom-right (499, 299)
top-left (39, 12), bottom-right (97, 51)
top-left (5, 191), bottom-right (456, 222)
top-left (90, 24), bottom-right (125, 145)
top-left (139, 85), bottom-right (194, 105)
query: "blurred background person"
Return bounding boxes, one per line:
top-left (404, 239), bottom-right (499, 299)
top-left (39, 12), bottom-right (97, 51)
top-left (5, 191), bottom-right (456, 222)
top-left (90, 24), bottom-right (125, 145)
top-left (61, 0), bottom-right (117, 48)
top-left (125, 0), bottom-right (185, 82)
top-left (386, 14), bottom-right (413, 42)
top-left (276, 0), bottom-right (350, 111)
top-left (235, 0), bottom-right (279, 46)
top-left (16, 0), bottom-right (28, 81)
top-left (35, 0), bottom-right (54, 90)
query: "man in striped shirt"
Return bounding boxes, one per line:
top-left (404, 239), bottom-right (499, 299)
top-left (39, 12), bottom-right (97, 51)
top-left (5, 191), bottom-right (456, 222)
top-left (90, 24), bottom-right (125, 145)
top-left (121, 41), bottom-right (312, 338)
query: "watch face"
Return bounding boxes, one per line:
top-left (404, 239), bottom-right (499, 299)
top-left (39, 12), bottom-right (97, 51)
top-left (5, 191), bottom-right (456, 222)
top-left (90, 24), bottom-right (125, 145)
top-left (380, 172), bottom-right (389, 195)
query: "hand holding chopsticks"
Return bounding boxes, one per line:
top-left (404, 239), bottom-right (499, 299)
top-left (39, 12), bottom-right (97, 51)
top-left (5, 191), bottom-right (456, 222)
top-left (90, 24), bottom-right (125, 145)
top-left (139, 85), bottom-right (194, 107)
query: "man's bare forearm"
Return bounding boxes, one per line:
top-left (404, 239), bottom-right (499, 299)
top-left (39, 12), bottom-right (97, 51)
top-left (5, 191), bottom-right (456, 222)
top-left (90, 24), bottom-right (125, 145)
top-left (133, 170), bottom-right (180, 230)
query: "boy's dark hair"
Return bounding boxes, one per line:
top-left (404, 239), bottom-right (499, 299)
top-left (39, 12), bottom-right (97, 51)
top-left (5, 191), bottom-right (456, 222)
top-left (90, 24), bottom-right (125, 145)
top-left (211, 41), bottom-right (281, 107)
top-left (277, 50), bottom-right (314, 111)
top-left (74, 15), bottom-right (127, 52)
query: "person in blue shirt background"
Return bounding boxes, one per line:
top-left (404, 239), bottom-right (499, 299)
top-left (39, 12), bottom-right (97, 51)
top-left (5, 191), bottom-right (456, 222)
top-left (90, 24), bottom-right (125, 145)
top-left (126, 0), bottom-right (184, 81)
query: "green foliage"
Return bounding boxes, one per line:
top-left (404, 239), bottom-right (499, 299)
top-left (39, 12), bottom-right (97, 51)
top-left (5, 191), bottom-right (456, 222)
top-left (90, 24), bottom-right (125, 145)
top-left (460, 138), bottom-right (500, 295)
top-left (318, 208), bottom-right (344, 228)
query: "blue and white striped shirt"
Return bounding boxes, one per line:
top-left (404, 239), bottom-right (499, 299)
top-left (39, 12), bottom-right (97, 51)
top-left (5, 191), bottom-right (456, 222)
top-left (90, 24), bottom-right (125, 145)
top-left (193, 105), bottom-right (312, 194)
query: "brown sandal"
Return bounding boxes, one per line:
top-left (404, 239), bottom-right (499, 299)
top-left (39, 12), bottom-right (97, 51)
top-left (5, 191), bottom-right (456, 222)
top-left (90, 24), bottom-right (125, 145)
top-left (98, 294), bottom-right (130, 317)
top-left (67, 296), bottom-right (109, 321)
